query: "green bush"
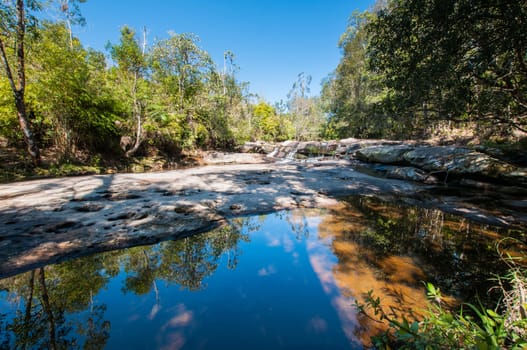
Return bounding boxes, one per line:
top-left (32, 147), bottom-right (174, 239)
top-left (357, 265), bottom-right (527, 349)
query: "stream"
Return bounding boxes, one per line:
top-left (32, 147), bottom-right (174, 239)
top-left (1, 195), bottom-right (525, 349)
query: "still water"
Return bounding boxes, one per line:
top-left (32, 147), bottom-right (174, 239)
top-left (0, 196), bottom-right (525, 349)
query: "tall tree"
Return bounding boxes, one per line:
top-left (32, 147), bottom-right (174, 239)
top-left (287, 72), bottom-right (324, 140)
top-left (150, 32), bottom-right (214, 147)
top-left (0, 0), bottom-right (41, 164)
top-left (150, 32), bottom-right (213, 113)
top-left (368, 0), bottom-right (527, 134)
top-left (109, 26), bottom-right (147, 157)
top-left (32, 22), bottom-right (119, 158)
top-left (322, 10), bottom-right (389, 139)
top-left (56, 0), bottom-right (87, 47)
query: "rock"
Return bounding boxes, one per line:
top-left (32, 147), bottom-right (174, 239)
top-left (385, 166), bottom-right (439, 184)
top-left (356, 145), bottom-right (415, 164)
top-left (402, 146), bottom-right (517, 179)
top-left (296, 141), bottom-right (338, 157)
top-left (501, 169), bottom-right (527, 187)
top-left (356, 164), bottom-right (439, 184)
top-left (351, 143), bottom-right (527, 187)
top-left (240, 141), bottom-right (276, 154)
top-left (74, 203), bottom-right (105, 212)
top-left (203, 152), bottom-right (268, 165)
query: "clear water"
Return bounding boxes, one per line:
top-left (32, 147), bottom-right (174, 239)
top-left (0, 196), bottom-right (525, 349)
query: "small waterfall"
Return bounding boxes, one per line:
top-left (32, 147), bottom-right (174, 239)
top-left (285, 142), bottom-right (300, 160)
top-left (267, 146), bottom-right (279, 158)
top-left (320, 142), bottom-right (328, 158)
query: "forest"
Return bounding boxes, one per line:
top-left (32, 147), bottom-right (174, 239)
top-left (1, 0), bottom-right (526, 177)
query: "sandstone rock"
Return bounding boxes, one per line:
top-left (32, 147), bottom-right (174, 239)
top-left (356, 164), bottom-right (438, 184)
top-left (356, 145), bottom-right (415, 164)
top-left (385, 166), bottom-right (439, 184)
top-left (203, 152), bottom-right (268, 165)
top-left (501, 169), bottom-right (527, 187)
top-left (240, 141), bottom-right (276, 154)
top-left (296, 141), bottom-right (338, 156)
top-left (353, 144), bottom-right (526, 187)
top-left (402, 146), bottom-right (517, 180)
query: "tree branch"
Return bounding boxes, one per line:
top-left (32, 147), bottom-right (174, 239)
top-left (0, 36), bottom-right (18, 94)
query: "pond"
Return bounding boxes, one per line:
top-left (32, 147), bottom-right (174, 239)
top-left (0, 196), bottom-right (525, 349)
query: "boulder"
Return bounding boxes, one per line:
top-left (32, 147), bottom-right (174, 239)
top-left (385, 166), bottom-right (439, 184)
top-left (356, 164), bottom-right (439, 184)
top-left (296, 141), bottom-right (338, 157)
top-left (240, 141), bottom-right (276, 154)
top-left (203, 152), bottom-right (268, 165)
top-left (501, 169), bottom-right (527, 187)
top-left (354, 144), bottom-right (526, 187)
top-left (356, 145), bottom-right (415, 164)
top-left (402, 146), bottom-right (516, 179)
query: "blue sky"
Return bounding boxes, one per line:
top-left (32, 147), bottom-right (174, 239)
top-left (72, 0), bottom-right (374, 104)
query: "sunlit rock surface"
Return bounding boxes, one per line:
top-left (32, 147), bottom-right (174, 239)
top-left (1, 140), bottom-right (526, 278)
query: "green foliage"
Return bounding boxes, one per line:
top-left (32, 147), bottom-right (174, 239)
top-left (0, 77), bottom-right (19, 141)
top-left (29, 22), bottom-right (121, 156)
top-left (324, 0), bottom-right (527, 140)
top-left (252, 101), bottom-right (279, 141)
top-left (357, 271), bottom-right (527, 349)
top-left (367, 0), bottom-right (527, 136)
top-left (321, 10), bottom-right (389, 139)
top-left (287, 73), bottom-right (325, 140)
top-left (108, 26), bottom-right (145, 75)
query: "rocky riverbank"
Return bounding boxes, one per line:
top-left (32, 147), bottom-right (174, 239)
top-left (1, 139), bottom-right (526, 278)
top-left (240, 139), bottom-right (527, 187)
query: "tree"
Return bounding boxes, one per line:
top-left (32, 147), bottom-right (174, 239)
top-left (0, 0), bottom-right (41, 164)
top-left (149, 32), bottom-right (214, 148)
top-left (367, 0), bottom-right (527, 135)
top-left (252, 101), bottom-right (280, 141)
top-left (287, 72), bottom-right (324, 140)
top-left (150, 32), bottom-right (213, 113)
top-left (31, 22), bottom-right (120, 158)
top-left (109, 26), bottom-right (147, 157)
top-left (51, 0), bottom-right (87, 48)
top-left (321, 10), bottom-right (389, 139)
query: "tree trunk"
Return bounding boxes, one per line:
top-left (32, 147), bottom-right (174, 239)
top-left (0, 0), bottom-right (41, 165)
top-left (125, 72), bottom-right (142, 157)
top-left (15, 90), bottom-right (41, 164)
top-left (22, 270), bottom-right (36, 350)
top-left (39, 268), bottom-right (57, 350)
top-left (125, 29), bottom-right (147, 158)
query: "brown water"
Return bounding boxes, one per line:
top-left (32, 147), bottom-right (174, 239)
top-left (0, 195), bottom-right (525, 349)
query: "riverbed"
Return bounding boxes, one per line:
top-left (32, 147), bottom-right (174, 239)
top-left (1, 195), bottom-right (525, 349)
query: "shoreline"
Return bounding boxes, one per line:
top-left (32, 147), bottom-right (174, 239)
top-left (1, 160), bottom-right (526, 278)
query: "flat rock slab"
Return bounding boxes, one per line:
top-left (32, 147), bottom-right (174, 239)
top-left (0, 160), bottom-right (525, 278)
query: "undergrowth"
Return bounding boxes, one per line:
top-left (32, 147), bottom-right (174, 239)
top-left (356, 240), bottom-right (527, 349)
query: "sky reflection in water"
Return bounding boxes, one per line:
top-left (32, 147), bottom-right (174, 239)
top-left (0, 196), bottom-right (525, 349)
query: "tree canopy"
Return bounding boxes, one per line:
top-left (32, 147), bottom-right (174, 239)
top-left (323, 0), bottom-right (527, 140)
top-left (1, 0), bottom-right (525, 171)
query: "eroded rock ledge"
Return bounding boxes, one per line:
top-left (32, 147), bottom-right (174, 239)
top-left (240, 139), bottom-right (527, 188)
top-left (1, 140), bottom-right (526, 278)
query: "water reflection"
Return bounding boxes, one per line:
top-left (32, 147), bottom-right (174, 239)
top-left (316, 196), bottom-right (526, 345)
top-left (0, 196), bottom-right (525, 349)
top-left (0, 220), bottom-right (251, 349)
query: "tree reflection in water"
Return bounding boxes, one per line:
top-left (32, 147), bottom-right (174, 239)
top-left (0, 196), bottom-right (524, 349)
top-left (314, 196), bottom-right (526, 345)
top-left (0, 218), bottom-right (252, 349)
